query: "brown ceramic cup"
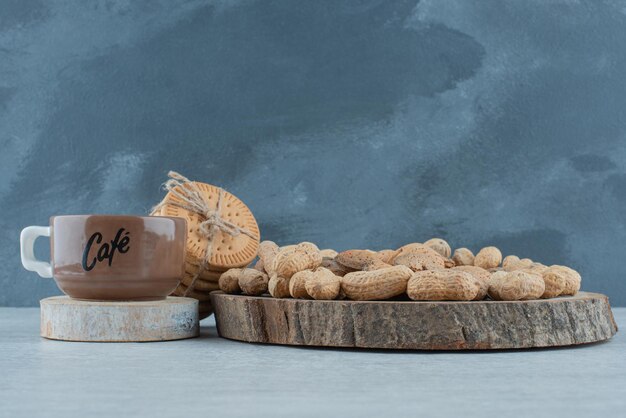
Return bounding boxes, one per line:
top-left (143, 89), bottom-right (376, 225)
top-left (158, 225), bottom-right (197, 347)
top-left (20, 215), bottom-right (186, 301)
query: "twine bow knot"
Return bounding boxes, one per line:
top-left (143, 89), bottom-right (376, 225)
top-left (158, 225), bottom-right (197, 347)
top-left (199, 208), bottom-right (244, 239)
top-left (151, 171), bottom-right (255, 296)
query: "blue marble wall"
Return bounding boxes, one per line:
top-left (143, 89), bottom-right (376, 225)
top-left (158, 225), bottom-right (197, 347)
top-left (2, 0), bottom-right (625, 305)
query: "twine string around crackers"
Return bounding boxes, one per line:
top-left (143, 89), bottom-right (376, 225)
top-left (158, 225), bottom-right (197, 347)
top-left (151, 171), bottom-right (256, 296)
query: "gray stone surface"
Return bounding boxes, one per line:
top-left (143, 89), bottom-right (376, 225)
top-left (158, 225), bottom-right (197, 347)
top-left (2, 1), bottom-right (626, 306)
top-left (0, 307), bottom-right (624, 418)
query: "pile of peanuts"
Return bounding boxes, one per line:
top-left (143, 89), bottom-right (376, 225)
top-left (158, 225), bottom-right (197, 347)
top-left (218, 239), bottom-right (582, 301)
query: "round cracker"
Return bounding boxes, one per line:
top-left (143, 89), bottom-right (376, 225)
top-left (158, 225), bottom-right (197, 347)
top-left (172, 283), bottom-right (213, 302)
top-left (158, 181), bottom-right (260, 269)
top-left (199, 300), bottom-right (213, 311)
top-left (198, 301), bottom-right (213, 320)
top-left (181, 273), bottom-right (221, 292)
top-left (184, 253), bottom-right (229, 273)
top-left (185, 261), bottom-right (224, 281)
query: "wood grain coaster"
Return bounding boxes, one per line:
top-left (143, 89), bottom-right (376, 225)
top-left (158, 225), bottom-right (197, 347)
top-left (40, 296), bottom-right (199, 342)
top-left (210, 291), bottom-right (618, 350)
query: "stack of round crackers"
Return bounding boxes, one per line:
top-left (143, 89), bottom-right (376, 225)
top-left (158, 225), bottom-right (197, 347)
top-left (153, 182), bottom-right (260, 318)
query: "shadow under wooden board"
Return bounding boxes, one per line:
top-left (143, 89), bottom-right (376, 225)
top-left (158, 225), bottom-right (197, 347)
top-left (210, 291), bottom-right (618, 350)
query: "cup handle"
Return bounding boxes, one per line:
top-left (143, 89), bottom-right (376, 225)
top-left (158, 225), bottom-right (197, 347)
top-left (20, 226), bottom-right (52, 278)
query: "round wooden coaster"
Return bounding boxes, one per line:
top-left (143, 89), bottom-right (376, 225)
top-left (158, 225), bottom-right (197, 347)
top-left (158, 182), bottom-right (260, 270)
top-left (210, 291), bottom-right (618, 350)
top-left (40, 296), bottom-right (199, 342)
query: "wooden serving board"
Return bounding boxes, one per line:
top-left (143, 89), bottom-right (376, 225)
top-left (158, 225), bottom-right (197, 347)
top-left (40, 296), bottom-right (199, 342)
top-left (210, 291), bottom-right (617, 350)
